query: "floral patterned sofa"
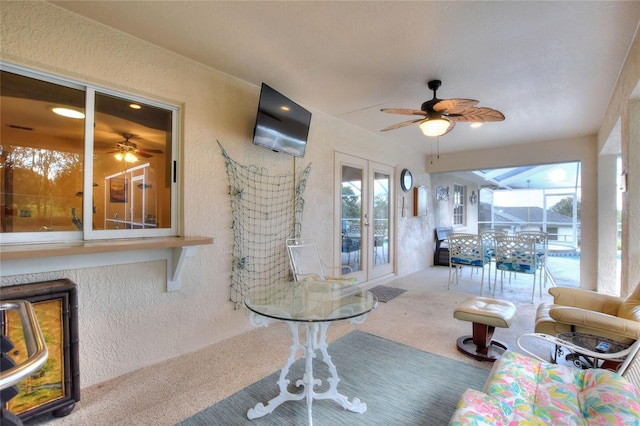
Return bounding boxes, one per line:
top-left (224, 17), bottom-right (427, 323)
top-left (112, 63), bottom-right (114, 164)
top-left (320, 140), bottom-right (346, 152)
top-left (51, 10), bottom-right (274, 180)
top-left (449, 349), bottom-right (640, 425)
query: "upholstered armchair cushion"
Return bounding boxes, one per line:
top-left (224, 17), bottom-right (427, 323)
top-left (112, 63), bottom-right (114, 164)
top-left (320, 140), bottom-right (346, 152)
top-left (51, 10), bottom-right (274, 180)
top-left (548, 307), bottom-right (640, 340)
top-left (618, 283), bottom-right (640, 322)
top-left (548, 287), bottom-right (623, 315)
top-left (535, 284), bottom-right (640, 344)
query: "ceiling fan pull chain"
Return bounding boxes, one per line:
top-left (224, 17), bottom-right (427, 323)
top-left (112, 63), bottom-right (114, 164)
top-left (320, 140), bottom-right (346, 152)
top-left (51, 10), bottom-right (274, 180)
top-left (430, 140), bottom-right (434, 164)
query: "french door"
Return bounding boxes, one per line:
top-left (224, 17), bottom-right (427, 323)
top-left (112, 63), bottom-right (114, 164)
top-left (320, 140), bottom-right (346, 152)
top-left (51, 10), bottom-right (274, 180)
top-left (334, 153), bottom-right (395, 283)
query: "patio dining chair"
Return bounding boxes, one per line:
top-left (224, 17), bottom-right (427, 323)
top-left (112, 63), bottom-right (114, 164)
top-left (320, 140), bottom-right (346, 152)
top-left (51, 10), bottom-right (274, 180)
top-left (494, 235), bottom-right (540, 302)
top-left (516, 231), bottom-right (550, 287)
top-left (447, 233), bottom-right (491, 295)
top-left (286, 238), bottom-right (356, 284)
top-left (480, 230), bottom-right (508, 262)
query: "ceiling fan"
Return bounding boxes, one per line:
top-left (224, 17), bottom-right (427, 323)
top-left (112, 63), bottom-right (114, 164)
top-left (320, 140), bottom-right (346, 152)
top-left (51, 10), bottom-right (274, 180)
top-left (107, 133), bottom-right (164, 162)
top-left (380, 80), bottom-right (505, 137)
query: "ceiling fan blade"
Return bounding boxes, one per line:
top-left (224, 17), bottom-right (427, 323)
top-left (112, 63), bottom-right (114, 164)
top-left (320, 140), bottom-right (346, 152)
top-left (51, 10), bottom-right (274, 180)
top-left (448, 107), bottom-right (505, 122)
top-left (380, 118), bottom-right (425, 131)
top-left (380, 108), bottom-right (427, 116)
top-left (433, 98), bottom-right (479, 113)
top-left (440, 120), bottom-right (456, 136)
top-left (138, 148), bottom-right (164, 154)
top-left (136, 152), bottom-right (153, 158)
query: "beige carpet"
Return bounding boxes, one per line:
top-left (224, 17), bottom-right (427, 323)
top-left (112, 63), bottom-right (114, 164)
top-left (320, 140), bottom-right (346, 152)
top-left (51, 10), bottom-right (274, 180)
top-left (26, 266), bottom-right (559, 426)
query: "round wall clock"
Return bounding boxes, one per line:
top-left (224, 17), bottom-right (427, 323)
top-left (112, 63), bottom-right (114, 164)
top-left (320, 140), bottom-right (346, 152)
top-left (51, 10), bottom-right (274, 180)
top-left (400, 168), bottom-right (413, 192)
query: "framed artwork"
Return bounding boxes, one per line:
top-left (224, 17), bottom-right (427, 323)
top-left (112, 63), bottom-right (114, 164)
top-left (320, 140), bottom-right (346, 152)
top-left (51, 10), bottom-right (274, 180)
top-left (109, 178), bottom-right (128, 203)
top-left (436, 186), bottom-right (450, 201)
top-left (413, 185), bottom-right (428, 216)
top-left (1, 279), bottom-right (80, 421)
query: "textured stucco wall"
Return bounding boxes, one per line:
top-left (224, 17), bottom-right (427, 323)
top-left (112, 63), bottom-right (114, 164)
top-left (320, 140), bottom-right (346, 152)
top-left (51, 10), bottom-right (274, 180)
top-left (624, 99), bottom-right (640, 295)
top-left (430, 172), bottom-right (479, 234)
top-left (1, 1), bottom-right (432, 387)
top-left (599, 29), bottom-right (640, 297)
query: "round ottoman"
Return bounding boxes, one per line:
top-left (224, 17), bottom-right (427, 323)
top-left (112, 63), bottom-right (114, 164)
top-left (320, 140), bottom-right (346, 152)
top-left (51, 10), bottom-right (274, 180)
top-left (453, 296), bottom-right (516, 362)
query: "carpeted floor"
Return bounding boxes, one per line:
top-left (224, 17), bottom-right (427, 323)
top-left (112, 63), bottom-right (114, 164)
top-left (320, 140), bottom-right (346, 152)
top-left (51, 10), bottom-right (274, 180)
top-left (368, 285), bottom-right (407, 303)
top-left (178, 330), bottom-right (489, 426)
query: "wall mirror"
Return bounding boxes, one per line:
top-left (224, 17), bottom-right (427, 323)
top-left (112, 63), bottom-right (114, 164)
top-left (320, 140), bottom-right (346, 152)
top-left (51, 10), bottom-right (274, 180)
top-left (414, 185), bottom-right (428, 216)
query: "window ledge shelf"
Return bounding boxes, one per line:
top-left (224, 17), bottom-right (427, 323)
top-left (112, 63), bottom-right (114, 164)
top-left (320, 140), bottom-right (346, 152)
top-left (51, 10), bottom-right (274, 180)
top-left (0, 236), bottom-right (214, 292)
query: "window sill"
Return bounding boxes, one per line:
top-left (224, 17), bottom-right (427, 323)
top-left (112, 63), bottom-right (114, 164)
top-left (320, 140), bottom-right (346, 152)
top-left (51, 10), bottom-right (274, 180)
top-left (0, 236), bottom-right (214, 291)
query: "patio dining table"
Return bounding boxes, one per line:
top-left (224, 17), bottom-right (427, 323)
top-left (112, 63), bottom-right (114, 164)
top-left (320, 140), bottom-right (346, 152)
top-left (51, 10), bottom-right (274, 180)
top-left (244, 281), bottom-right (378, 425)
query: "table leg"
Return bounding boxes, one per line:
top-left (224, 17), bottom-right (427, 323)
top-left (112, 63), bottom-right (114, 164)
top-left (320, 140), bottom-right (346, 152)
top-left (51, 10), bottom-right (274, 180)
top-left (311, 321), bottom-right (367, 413)
top-left (247, 318), bottom-right (367, 423)
top-left (247, 320), bottom-right (306, 420)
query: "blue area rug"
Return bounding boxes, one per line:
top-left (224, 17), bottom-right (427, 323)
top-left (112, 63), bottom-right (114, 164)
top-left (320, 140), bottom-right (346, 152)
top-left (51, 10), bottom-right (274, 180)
top-left (178, 331), bottom-right (489, 425)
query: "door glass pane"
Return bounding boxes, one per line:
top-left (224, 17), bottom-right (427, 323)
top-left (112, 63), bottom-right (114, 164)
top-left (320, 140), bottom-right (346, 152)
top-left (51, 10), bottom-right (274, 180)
top-left (373, 171), bottom-right (390, 266)
top-left (1, 71), bottom-right (85, 234)
top-left (93, 93), bottom-right (172, 230)
top-left (341, 165), bottom-right (362, 272)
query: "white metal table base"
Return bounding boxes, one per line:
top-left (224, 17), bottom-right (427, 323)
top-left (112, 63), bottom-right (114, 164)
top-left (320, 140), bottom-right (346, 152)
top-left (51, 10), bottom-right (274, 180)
top-left (247, 313), bottom-right (367, 424)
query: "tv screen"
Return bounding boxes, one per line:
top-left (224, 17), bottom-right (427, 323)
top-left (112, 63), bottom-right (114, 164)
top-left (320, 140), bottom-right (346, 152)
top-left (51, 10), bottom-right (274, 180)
top-left (252, 83), bottom-right (311, 158)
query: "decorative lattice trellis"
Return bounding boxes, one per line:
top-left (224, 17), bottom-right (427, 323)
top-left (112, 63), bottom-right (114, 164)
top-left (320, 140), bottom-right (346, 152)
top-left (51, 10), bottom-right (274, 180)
top-left (218, 141), bottom-right (311, 308)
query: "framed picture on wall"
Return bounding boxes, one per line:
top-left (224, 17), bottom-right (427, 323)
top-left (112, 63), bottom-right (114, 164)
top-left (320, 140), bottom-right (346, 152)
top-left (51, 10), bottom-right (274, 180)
top-left (109, 178), bottom-right (128, 203)
top-left (414, 185), bottom-right (428, 216)
top-left (1, 279), bottom-right (80, 421)
top-left (436, 186), bottom-right (449, 201)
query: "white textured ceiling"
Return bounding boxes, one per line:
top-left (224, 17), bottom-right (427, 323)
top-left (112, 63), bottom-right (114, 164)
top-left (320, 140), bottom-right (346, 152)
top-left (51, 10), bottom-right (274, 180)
top-left (50, 1), bottom-right (640, 155)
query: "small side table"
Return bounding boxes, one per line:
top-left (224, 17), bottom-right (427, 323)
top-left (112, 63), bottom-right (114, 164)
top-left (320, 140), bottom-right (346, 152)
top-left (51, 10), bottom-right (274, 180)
top-left (244, 281), bottom-right (378, 425)
top-left (555, 332), bottom-right (629, 371)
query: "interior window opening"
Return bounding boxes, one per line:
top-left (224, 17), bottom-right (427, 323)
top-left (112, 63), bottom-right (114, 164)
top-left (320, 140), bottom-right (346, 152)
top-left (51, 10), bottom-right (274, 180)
top-left (1, 65), bottom-right (177, 244)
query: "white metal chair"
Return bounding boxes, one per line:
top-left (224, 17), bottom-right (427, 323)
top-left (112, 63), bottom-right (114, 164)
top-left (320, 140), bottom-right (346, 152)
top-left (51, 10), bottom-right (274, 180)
top-left (480, 230), bottom-right (507, 264)
top-left (480, 230), bottom-right (508, 289)
top-left (516, 230), bottom-right (551, 287)
top-left (494, 235), bottom-right (540, 302)
top-left (447, 233), bottom-right (491, 295)
top-left (286, 238), bottom-right (356, 284)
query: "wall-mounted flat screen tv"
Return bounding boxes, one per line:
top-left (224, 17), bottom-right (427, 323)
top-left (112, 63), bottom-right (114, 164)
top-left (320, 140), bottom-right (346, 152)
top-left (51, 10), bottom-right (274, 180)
top-left (252, 83), bottom-right (312, 158)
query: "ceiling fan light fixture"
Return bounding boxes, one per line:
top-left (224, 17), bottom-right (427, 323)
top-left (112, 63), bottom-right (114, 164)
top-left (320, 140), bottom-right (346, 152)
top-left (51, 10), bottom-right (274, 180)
top-left (419, 118), bottom-right (451, 137)
top-left (123, 152), bottom-right (138, 163)
top-left (114, 151), bottom-right (138, 162)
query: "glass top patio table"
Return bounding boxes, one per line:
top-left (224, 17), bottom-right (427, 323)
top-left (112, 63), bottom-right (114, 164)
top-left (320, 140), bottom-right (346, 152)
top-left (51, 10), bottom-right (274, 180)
top-left (244, 280), bottom-right (378, 323)
top-left (555, 332), bottom-right (630, 369)
top-left (243, 281), bottom-right (378, 424)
